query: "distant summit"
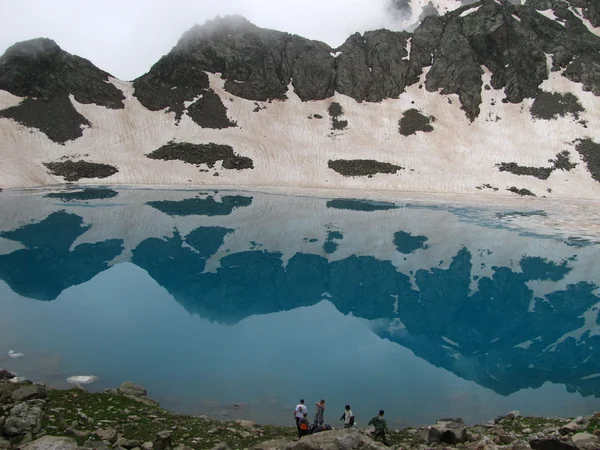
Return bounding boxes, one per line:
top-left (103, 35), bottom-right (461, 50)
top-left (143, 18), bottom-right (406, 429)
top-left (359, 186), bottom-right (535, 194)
top-left (0, 1), bottom-right (599, 197)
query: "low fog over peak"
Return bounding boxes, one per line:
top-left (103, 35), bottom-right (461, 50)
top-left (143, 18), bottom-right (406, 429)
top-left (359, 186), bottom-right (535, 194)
top-left (0, 0), bottom-right (405, 81)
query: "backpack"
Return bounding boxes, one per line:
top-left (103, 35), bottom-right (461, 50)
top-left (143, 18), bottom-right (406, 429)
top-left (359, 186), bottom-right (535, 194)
top-left (349, 416), bottom-right (355, 426)
top-left (299, 422), bottom-right (309, 431)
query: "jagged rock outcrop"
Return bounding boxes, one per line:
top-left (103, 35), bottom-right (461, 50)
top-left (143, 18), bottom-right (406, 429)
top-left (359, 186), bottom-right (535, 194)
top-left (0, 38), bottom-right (124, 143)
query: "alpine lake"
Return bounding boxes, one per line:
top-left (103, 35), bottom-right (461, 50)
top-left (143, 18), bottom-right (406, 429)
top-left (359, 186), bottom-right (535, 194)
top-left (1, 186), bottom-right (600, 429)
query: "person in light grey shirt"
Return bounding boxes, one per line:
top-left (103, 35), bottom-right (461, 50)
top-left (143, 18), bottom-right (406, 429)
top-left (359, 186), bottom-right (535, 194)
top-left (314, 399), bottom-right (325, 426)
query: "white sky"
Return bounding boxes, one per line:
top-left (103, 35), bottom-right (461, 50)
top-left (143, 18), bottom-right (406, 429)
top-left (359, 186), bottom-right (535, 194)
top-left (0, 0), bottom-right (399, 81)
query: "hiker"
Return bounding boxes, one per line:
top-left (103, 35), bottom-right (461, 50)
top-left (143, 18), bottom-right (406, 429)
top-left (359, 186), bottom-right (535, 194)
top-left (368, 409), bottom-right (390, 446)
top-left (314, 399), bottom-right (326, 426)
top-left (340, 404), bottom-right (354, 428)
top-left (298, 412), bottom-right (310, 439)
top-left (294, 399), bottom-right (307, 429)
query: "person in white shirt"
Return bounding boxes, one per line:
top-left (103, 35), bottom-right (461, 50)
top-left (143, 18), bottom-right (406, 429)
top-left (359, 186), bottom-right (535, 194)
top-left (340, 404), bottom-right (354, 428)
top-left (294, 399), bottom-right (307, 432)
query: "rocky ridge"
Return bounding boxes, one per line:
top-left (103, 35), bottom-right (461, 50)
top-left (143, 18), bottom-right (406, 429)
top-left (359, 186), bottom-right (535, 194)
top-left (3, 376), bottom-right (600, 450)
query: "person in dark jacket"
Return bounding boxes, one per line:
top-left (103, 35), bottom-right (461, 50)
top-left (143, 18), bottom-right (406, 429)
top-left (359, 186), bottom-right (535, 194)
top-left (368, 410), bottom-right (390, 446)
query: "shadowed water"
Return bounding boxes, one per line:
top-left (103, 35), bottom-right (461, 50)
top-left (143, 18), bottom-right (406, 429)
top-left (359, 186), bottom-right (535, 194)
top-left (1, 187), bottom-right (600, 427)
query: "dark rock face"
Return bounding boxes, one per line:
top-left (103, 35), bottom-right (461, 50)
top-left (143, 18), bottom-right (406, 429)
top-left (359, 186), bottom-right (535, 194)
top-left (133, 16), bottom-right (335, 112)
top-left (146, 142), bottom-right (253, 170)
top-left (335, 29), bottom-right (411, 102)
top-left (507, 186), bottom-right (536, 196)
top-left (186, 89), bottom-right (237, 128)
top-left (0, 96), bottom-right (90, 144)
top-left (0, 38), bottom-right (124, 108)
top-left (328, 102), bottom-right (348, 130)
top-left (574, 138), bottom-right (600, 183)
top-left (328, 159), bottom-right (404, 177)
top-left (530, 92), bottom-right (584, 120)
top-left (497, 151), bottom-right (578, 180)
top-left (399, 109), bottom-right (435, 135)
top-left (497, 162), bottom-right (554, 180)
top-left (44, 160), bottom-right (119, 182)
top-left (0, 38), bottom-right (124, 143)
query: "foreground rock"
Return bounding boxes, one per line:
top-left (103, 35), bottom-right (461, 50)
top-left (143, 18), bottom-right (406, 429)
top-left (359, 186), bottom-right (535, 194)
top-left (20, 436), bottom-right (79, 450)
top-left (253, 429), bottom-right (388, 449)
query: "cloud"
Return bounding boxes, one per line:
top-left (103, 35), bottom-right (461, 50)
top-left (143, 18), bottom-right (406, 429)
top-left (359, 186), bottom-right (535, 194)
top-left (0, 0), bottom-right (398, 81)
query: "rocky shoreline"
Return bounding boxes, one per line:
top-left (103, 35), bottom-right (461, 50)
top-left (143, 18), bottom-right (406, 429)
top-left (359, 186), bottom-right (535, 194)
top-left (2, 374), bottom-right (600, 450)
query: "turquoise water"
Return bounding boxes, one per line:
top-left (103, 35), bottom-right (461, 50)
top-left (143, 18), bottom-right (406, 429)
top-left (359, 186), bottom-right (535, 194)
top-left (1, 187), bottom-right (600, 427)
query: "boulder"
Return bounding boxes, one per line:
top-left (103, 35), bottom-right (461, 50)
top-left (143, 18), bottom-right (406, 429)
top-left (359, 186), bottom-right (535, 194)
top-left (497, 411), bottom-right (522, 422)
top-left (116, 438), bottom-right (141, 449)
top-left (0, 438), bottom-right (9, 449)
top-left (20, 436), bottom-right (79, 450)
top-left (11, 385), bottom-right (47, 402)
top-left (65, 428), bottom-right (89, 438)
top-left (153, 431), bottom-right (172, 450)
top-left (0, 370), bottom-right (14, 380)
top-left (252, 439), bottom-right (294, 450)
top-left (118, 382), bottom-right (146, 397)
top-left (467, 437), bottom-right (500, 450)
top-left (560, 423), bottom-right (581, 435)
top-left (571, 433), bottom-right (600, 450)
top-left (141, 443), bottom-right (153, 450)
top-left (421, 422), bottom-right (468, 444)
top-left (94, 428), bottom-right (118, 444)
top-left (235, 419), bottom-right (255, 428)
top-left (210, 445), bottom-right (232, 450)
top-left (530, 438), bottom-right (577, 450)
top-left (3, 402), bottom-right (44, 436)
top-left (285, 428), bottom-right (387, 449)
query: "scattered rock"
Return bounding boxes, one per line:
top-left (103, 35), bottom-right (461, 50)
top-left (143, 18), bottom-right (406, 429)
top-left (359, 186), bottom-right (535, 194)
top-left (4, 401), bottom-right (44, 436)
top-left (118, 382), bottom-right (147, 397)
top-left (571, 432), bottom-right (600, 450)
top-left (11, 385), bottom-right (47, 402)
top-left (530, 437), bottom-right (577, 450)
top-left (559, 423), bottom-right (581, 435)
top-left (153, 431), bottom-right (172, 450)
top-left (94, 428), bottom-right (118, 444)
top-left (20, 435), bottom-right (79, 450)
top-left (65, 428), bottom-right (89, 438)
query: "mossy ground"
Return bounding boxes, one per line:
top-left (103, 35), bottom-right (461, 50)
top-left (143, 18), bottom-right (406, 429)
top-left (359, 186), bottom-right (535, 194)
top-left (42, 389), bottom-right (296, 449)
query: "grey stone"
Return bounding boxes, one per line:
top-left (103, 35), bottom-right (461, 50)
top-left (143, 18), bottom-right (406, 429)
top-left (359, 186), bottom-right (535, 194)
top-left (560, 423), bottom-right (581, 435)
top-left (117, 439), bottom-right (141, 449)
top-left (65, 428), bottom-right (89, 438)
top-left (530, 438), bottom-right (577, 450)
top-left (118, 382), bottom-right (146, 397)
top-left (571, 433), bottom-right (600, 450)
top-left (210, 444), bottom-right (232, 450)
top-left (153, 431), bottom-right (172, 450)
top-left (0, 438), bottom-right (9, 449)
top-left (20, 436), bottom-right (79, 450)
top-left (93, 428), bottom-right (118, 444)
top-left (141, 442), bottom-right (153, 450)
top-left (4, 402), bottom-right (44, 436)
top-left (0, 370), bottom-right (14, 380)
top-left (11, 386), bottom-right (47, 403)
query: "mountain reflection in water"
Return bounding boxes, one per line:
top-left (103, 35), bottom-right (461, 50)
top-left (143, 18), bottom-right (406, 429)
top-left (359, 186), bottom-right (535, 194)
top-left (0, 187), bottom-right (599, 426)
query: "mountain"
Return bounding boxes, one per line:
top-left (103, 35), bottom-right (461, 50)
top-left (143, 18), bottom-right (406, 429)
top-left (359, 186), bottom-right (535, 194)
top-left (0, 0), bottom-right (599, 197)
